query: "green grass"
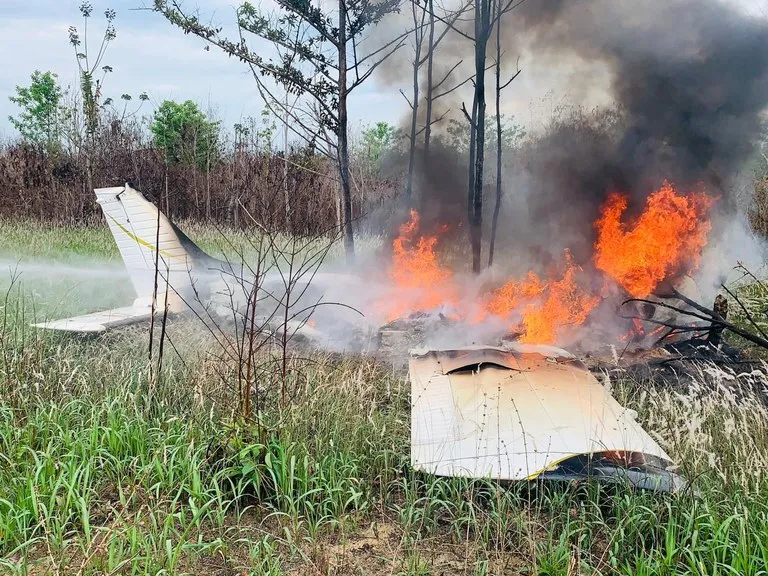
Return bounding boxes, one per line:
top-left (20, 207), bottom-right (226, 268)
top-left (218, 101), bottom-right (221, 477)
top-left (3, 223), bottom-right (768, 575)
top-left (0, 219), bottom-right (121, 262)
top-left (0, 218), bottom-right (290, 263)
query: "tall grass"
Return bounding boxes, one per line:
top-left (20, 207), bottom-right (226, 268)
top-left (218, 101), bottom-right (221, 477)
top-left (4, 316), bottom-right (768, 574)
top-left (4, 228), bottom-right (768, 574)
top-left (0, 289), bottom-right (409, 573)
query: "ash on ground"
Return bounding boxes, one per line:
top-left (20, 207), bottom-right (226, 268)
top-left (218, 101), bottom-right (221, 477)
top-left (375, 311), bottom-right (520, 369)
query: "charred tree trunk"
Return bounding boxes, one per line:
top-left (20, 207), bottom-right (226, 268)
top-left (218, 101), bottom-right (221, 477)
top-left (488, 0), bottom-right (503, 268)
top-left (708, 294), bottom-right (728, 347)
top-left (405, 84), bottom-right (419, 203)
top-left (338, 1), bottom-right (355, 264)
top-left (424, 0), bottom-right (436, 158)
top-left (406, 2), bottom-right (425, 203)
top-left (470, 0), bottom-right (491, 274)
top-left (466, 98), bottom-right (478, 227)
top-left (206, 155), bottom-right (212, 221)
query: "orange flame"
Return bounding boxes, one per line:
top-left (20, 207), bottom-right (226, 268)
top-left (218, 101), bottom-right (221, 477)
top-left (519, 255), bottom-right (601, 344)
top-left (385, 210), bottom-right (457, 320)
top-left (594, 181), bottom-right (713, 298)
top-left (484, 251), bottom-right (600, 344)
top-left (379, 181), bottom-right (714, 346)
top-left (484, 271), bottom-right (546, 318)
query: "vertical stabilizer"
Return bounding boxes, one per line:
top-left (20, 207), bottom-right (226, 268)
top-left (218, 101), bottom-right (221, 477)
top-left (95, 184), bottom-right (193, 311)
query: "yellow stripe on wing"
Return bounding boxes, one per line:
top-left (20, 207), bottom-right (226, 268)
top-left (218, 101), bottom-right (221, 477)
top-left (107, 215), bottom-right (178, 260)
top-left (525, 454), bottom-right (575, 480)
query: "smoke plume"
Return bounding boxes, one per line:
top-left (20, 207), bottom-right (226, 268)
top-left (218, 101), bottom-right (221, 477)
top-left (400, 0), bottom-right (768, 272)
top-left (515, 0), bottom-right (768, 194)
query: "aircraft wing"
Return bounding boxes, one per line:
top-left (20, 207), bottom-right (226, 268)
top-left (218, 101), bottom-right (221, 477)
top-left (409, 344), bottom-right (676, 484)
top-left (32, 306), bottom-right (154, 333)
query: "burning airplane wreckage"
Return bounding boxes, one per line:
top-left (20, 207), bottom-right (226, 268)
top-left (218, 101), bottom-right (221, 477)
top-left (28, 180), bottom-right (758, 494)
top-left (30, 0), bottom-right (768, 494)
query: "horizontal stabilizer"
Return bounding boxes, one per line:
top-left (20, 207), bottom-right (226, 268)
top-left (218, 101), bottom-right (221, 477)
top-left (32, 306), bottom-right (154, 333)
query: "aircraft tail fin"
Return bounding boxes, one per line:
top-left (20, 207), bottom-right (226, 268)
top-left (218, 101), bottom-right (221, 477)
top-left (96, 183), bottom-right (203, 311)
top-left (33, 183), bottom-right (237, 334)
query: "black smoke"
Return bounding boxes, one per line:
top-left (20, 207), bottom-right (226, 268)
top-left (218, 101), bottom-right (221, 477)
top-left (381, 0), bottom-right (768, 276)
top-left (529, 0), bottom-right (768, 186)
top-left (490, 0), bottom-right (768, 265)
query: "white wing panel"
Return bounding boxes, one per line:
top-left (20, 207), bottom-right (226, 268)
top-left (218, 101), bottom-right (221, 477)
top-left (410, 346), bottom-right (672, 480)
top-left (32, 306), bottom-right (153, 333)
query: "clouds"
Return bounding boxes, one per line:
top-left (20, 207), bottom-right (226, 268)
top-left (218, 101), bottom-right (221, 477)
top-left (0, 0), bottom-right (403, 139)
top-left (4, 0), bottom-right (764, 143)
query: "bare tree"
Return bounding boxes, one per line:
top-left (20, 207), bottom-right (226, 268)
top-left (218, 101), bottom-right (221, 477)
top-left (161, 206), bottom-right (348, 428)
top-left (155, 0), bottom-right (405, 265)
top-left (422, 0), bottom-right (474, 157)
top-left (469, 0), bottom-right (491, 273)
top-left (454, 0), bottom-right (522, 273)
top-left (283, 92), bottom-right (293, 233)
top-left (402, 0), bottom-right (471, 202)
top-left (488, 3), bottom-right (520, 267)
top-left (402, 1), bottom-right (427, 201)
top-left (423, 0), bottom-right (437, 156)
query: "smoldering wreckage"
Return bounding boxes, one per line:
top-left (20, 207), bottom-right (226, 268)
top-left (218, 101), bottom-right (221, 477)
top-left (31, 182), bottom-right (759, 496)
top-left (29, 0), bottom-right (768, 495)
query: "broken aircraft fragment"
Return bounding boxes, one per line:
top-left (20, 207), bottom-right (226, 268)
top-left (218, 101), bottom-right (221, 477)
top-left (409, 344), bottom-right (686, 492)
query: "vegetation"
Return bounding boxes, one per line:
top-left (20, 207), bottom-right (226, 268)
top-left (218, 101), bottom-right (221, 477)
top-left (150, 100), bottom-right (221, 171)
top-left (359, 122), bottom-right (397, 173)
top-left (1, 0), bottom-right (532, 241)
top-left (2, 3), bottom-right (404, 232)
top-left (0, 108), bottom-right (359, 231)
top-left (2, 224), bottom-right (768, 574)
top-left (444, 114), bottom-right (525, 162)
top-left (7, 71), bottom-right (66, 153)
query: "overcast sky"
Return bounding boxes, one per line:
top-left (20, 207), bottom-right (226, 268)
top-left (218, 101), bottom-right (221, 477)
top-left (1, 0), bottom-right (765, 142)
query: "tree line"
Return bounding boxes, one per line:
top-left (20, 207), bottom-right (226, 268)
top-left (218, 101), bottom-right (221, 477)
top-left (4, 0), bottom-right (528, 271)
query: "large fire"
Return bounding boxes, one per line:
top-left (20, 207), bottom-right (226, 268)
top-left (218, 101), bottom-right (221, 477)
top-left (385, 210), bottom-right (458, 320)
top-left (381, 182), bottom-right (714, 345)
top-left (482, 251), bottom-right (600, 344)
top-left (594, 181), bottom-right (714, 298)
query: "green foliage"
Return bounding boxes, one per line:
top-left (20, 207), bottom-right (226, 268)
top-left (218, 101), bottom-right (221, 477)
top-left (359, 121), bottom-right (396, 169)
top-left (150, 100), bottom-right (221, 171)
top-left (8, 71), bottom-right (65, 152)
top-left (446, 113), bottom-right (526, 158)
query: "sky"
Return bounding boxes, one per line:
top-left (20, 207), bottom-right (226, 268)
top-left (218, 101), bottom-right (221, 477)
top-left (1, 0), bottom-right (765, 142)
top-left (0, 0), bottom-right (406, 141)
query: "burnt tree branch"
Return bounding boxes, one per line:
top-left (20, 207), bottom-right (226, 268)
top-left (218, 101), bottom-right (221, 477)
top-left (623, 294), bottom-right (768, 350)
